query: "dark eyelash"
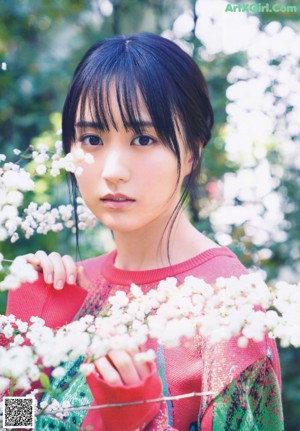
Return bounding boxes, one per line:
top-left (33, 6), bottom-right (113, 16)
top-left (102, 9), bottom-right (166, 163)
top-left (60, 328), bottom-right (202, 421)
top-left (133, 134), bottom-right (156, 146)
top-left (79, 135), bottom-right (102, 146)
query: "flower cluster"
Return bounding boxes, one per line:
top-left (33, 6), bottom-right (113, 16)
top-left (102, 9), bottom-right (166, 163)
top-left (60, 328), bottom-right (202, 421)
top-left (0, 158), bottom-right (35, 241)
top-left (20, 197), bottom-right (96, 240)
top-left (0, 273), bottom-right (299, 397)
top-left (39, 399), bottom-right (71, 421)
top-left (31, 142), bottom-right (94, 177)
top-left (270, 281), bottom-right (300, 347)
top-left (0, 144), bottom-right (96, 243)
top-left (0, 255), bottom-right (38, 291)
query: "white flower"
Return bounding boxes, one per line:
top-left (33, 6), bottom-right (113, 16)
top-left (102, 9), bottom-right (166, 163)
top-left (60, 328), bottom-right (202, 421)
top-left (10, 334), bottom-right (25, 346)
top-left (34, 154), bottom-right (49, 165)
top-left (16, 319), bottom-right (28, 333)
top-left (184, 275), bottom-right (213, 297)
top-left (109, 291), bottom-right (129, 308)
top-left (27, 365), bottom-right (40, 381)
top-left (0, 227), bottom-right (7, 241)
top-left (9, 256), bottom-right (38, 283)
top-left (0, 274), bottom-right (21, 291)
top-left (0, 376), bottom-right (10, 392)
top-left (52, 366), bottom-right (66, 378)
top-left (15, 376), bottom-right (31, 390)
top-left (5, 190), bottom-right (23, 206)
top-left (81, 314), bottom-right (94, 324)
top-left (36, 143), bottom-right (49, 153)
top-left (84, 153), bottom-right (94, 164)
top-left (50, 167), bottom-right (60, 176)
top-left (55, 140), bottom-right (63, 151)
top-left (29, 316), bottom-right (45, 325)
top-left (130, 283), bottom-right (143, 298)
top-left (1, 272), bottom-right (300, 398)
top-left (72, 148), bottom-right (85, 161)
top-left (75, 166), bottom-right (83, 176)
top-left (2, 169), bottom-right (35, 191)
top-left (157, 318), bottom-right (191, 348)
top-left (266, 310), bottom-right (280, 329)
top-left (238, 336), bottom-right (249, 348)
top-left (36, 164), bottom-right (47, 175)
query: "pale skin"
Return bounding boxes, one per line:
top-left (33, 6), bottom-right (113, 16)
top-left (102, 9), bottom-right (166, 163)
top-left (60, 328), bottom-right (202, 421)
top-left (23, 87), bottom-right (219, 387)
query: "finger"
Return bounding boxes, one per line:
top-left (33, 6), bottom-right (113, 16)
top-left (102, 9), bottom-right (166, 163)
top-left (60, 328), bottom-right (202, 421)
top-left (94, 356), bottom-right (123, 386)
top-left (61, 255), bottom-right (77, 285)
top-left (35, 250), bottom-right (55, 285)
top-left (127, 347), bottom-right (153, 380)
top-left (131, 351), bottom-right (153, 380)
top-left (107, 350), bottom-right (140, 386)
top-left (76, 265), bottom-right (91, 291)
top-left (22, 253), bottom-right (41, 270)
top-left (48, 252), bottom-right (67, 290)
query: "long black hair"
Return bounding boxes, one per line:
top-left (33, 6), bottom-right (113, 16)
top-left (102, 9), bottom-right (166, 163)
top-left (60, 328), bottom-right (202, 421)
top-left (62, 32), bottom-right (214, 262)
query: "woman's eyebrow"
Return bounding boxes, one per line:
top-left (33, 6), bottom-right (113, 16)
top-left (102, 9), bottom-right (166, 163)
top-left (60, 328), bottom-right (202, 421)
top-left (75, 120), bottom-right (154, 129)
top-left (127, 120), bottom-right (154, 128)
top-left (75, 121), bottom-right (99, 129)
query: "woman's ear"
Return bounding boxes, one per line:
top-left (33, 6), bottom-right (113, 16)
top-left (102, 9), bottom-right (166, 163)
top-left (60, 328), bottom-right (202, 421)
top-left (184, 153), bottom-right (193, 176)
top-left (185, 142), bottom-right (203, 176)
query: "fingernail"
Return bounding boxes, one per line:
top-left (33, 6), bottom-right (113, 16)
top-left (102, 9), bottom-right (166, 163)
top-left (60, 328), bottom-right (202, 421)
top-left (55, 280), bottom-right (64, 290)
top-left (68, 275), bottom-right (76, 284)
top-left (46, 274), bottom-right (53, 284)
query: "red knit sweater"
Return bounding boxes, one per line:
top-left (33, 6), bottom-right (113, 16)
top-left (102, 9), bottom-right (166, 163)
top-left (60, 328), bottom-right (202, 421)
top-left (5, 246), bottom-right (282, 431)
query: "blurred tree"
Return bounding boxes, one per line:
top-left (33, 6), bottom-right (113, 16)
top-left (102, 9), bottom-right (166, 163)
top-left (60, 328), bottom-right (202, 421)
top-left (0, 1), bottom-right (299, 429)
top-left (0, 0), bottom-right (189, 153)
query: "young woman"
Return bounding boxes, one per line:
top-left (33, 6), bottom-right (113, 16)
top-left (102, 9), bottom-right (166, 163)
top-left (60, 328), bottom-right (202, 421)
top-left (6, 32), bottom-right (283, 430)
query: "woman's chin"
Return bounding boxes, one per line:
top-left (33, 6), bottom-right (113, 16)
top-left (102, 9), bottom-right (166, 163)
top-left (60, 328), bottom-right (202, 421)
top-left (99, 217), bottom-right (142, 234)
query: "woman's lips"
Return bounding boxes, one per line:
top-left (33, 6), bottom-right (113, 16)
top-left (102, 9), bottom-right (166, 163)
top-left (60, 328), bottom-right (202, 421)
top-left (101, 194), bottom-right (135, 209)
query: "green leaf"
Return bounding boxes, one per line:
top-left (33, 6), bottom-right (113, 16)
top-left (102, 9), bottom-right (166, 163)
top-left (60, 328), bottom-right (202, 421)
top-left (39, 372), bottom-right (50, 389)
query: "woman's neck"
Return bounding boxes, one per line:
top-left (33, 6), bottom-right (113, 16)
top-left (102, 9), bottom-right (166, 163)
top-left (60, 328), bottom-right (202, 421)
top-left (112, 212), bottom-right (219, 271)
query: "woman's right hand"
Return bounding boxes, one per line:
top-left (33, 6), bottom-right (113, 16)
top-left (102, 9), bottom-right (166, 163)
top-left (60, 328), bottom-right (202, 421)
top-left (23, 251), bottom-right (89, 290)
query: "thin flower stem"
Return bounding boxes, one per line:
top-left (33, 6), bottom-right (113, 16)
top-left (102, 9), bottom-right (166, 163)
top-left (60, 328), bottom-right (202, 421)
top-left (1, 259), bottom-right (14, 263)
top-left (37, 391), bottom-right (216, 416)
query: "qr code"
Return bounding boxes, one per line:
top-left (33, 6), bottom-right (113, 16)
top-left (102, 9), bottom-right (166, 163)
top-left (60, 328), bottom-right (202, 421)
top-left (2, 397), bottom-right (35, 429)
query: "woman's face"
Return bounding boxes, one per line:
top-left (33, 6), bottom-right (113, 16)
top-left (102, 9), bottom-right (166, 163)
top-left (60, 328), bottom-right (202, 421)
top-left (72, 88), bottom-right (192, 235)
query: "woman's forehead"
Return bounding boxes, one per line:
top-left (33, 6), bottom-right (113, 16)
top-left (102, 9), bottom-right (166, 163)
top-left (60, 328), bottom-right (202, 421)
top-left (75, 84), bottom-right (152, 129)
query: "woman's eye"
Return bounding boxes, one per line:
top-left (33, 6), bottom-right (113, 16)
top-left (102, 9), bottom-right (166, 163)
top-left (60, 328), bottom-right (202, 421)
top-left (132, 135), bottom-right (155, 146)
top-left (80, 135), bottom-right (102, 146)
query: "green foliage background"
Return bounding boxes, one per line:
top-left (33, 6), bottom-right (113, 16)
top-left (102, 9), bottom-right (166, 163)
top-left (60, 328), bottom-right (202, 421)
top-left (0, 1), bottom-right (299, 429)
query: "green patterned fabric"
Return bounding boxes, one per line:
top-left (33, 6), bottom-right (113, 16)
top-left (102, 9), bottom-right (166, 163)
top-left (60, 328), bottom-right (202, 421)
top-left (211, 357), bottom-right (283, 431)
top-left (36, 357), bottom-right (93, 431)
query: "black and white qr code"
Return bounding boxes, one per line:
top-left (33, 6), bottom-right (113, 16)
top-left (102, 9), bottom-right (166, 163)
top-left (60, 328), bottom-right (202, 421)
top-left (2, 397), bottom-right (35, 429)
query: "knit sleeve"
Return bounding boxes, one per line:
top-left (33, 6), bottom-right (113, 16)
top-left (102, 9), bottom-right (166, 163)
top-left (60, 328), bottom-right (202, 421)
top-left (199, 356), bottom-right (284, 431)
top-left (83, 363), bottom-right (163, 431)
top-left (4, 273), bottom-right (87, 327)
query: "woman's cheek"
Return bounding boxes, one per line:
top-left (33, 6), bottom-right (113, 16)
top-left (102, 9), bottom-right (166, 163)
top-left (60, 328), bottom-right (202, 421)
top-left (76, 164), bottom-right (96, 188)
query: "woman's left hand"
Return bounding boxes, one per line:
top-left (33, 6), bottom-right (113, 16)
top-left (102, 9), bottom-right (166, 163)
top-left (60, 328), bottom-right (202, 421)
top-left (94, 349), bottom-right (154, 386)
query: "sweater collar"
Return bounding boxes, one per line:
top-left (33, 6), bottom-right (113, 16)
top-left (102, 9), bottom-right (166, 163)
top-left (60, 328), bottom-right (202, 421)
top-left (100, 246), bottom-right (233, 285)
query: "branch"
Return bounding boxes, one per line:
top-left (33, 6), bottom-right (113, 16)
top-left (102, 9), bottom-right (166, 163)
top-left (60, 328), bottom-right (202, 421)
top-left (37, 391), bottom-right (216, 416)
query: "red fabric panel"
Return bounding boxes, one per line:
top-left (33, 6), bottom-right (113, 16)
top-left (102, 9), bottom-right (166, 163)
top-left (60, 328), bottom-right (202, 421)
top-left (6, 272), bottom-right (87, 328)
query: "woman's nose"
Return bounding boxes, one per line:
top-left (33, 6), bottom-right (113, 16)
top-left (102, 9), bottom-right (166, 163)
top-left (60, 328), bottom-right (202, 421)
top-left (101, 149), bottom-right (130, 184)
